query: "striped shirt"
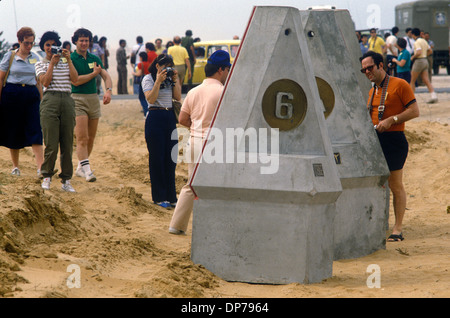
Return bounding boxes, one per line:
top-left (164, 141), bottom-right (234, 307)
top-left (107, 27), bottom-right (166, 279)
top-left (35, 58), bottom-right (72, 92)
top-left (141, 74), bottom-right (173, 109)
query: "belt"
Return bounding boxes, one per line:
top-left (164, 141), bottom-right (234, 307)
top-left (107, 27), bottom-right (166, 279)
top-left (7, 83), bottom-right (34, 87)
top-left (44, 90), bottom-right (71, 95)
top-left (149, 106), bottom-right (172, 111)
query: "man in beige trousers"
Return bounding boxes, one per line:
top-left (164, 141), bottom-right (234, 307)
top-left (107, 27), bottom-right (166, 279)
top-left (169, 50), bottom-right (231, 235)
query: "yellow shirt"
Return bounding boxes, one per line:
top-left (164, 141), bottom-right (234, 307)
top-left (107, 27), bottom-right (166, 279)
top-left (167, 45), bottom-right (189, 66)
top-left (413, 38), bottom-right (429, 58)
top-left (368, 36), bottom-right (386, 54)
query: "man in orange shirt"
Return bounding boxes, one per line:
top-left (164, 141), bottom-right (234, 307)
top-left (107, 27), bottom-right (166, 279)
top-left (169, 50), bottom-right (231, 235)
top-left (360, 51), bottom-right (419, 242)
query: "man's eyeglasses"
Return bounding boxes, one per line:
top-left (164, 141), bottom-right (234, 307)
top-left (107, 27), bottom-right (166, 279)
top-left (360, 64), bottom-right (376, 73)
top-left (21, 41), bottom-right (34, 46)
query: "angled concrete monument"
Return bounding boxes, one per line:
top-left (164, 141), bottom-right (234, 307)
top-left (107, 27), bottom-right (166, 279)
top-left (299, 9), bottom-right (390, 260)
top-left (190, 6), bottom-right (342, 284)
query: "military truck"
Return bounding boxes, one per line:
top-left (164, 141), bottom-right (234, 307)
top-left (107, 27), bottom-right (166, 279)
top-left (395, 0), bottom-right (450, 74)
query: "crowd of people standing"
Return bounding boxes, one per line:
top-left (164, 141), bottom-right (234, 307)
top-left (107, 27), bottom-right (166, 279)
top-left (0, 26), bottom-right (209, 233)
top-left (116, 30), bottom-right (199, 99)
top-left (0, 26), bottom-right (112, 192)
top-left (357, 26), bottom-right (438, 104)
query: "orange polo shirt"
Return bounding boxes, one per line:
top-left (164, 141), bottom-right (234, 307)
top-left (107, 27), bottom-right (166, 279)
top-left (367, 76), bottom-right (416, 132)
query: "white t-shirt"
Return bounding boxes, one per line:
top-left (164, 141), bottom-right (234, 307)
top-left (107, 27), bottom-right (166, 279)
top-left (386, 35), bottom-right (398, 56)
top-left (132, 43), bottom-right (146, 66)
top-left (404, 36), bottom-right (415, 55)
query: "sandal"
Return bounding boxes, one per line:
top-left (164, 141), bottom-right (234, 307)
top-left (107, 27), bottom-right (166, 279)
top-left (387, 233), bottom-right (404, 242)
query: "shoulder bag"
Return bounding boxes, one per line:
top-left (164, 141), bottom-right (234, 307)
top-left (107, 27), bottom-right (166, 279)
top-left (2, 51), bottom-right (16, 87)
top-left (172, 99), bottom-right (182, 123)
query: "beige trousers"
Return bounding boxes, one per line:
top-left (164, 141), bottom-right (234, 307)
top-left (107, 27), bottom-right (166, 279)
top-left (169, 135), bottom-right (204, 232)
top-left (174, 65), bottom-right (186, 86)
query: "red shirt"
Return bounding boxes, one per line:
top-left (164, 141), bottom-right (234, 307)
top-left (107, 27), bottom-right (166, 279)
top-left (147, 51), bottom-right (157, 64)
top-left (138, 61), bottom-right (151, 75)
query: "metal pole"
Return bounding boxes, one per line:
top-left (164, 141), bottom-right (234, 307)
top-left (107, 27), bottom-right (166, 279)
top-left (13, 0), bottom-right (18, 31)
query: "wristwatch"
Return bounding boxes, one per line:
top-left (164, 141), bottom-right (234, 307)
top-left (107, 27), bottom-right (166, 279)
top-left (106, 88), bottom-right (112, 92)
top-left (393, 116), bottom-right (399, 124)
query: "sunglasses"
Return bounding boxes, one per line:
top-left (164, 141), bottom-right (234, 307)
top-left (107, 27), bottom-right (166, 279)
top-left (360, 64), bottom-right (376, 73)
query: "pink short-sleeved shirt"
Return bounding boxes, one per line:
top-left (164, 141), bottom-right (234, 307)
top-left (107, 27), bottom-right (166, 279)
top-left (181, 78), bottom-right (224, 138)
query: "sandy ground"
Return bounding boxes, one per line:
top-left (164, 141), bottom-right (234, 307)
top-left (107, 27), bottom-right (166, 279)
top-left (0, 71), bottom-right (449, 299)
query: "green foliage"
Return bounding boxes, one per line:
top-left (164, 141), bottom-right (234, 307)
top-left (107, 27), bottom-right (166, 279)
top-left (0, 31), bottom-right (11, 60)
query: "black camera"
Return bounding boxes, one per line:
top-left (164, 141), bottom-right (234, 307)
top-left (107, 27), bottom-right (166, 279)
top-left (51, 45), bottom-right (63, 55)
top-left (160, 67), bottom-right (175, 89)
top-left (164, 67), bottom-right (175, 77)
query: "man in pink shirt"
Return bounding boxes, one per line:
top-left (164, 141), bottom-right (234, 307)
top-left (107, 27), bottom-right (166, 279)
top-left (169, 50), bottom-right (231, 235)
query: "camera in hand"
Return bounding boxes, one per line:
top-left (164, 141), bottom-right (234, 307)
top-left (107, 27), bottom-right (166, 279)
top-left (160, 67), bottom-right (176, 89)
top-left (51, 45), bottom-right (63, 55)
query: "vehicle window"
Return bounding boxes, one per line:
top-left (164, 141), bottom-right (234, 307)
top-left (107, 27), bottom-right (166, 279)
top-left (230, 45), bottom-right (239, 58)
top-left (195, 46), bottom-right (206, 59)
top-left (207, 45), bottom-right (229, 58)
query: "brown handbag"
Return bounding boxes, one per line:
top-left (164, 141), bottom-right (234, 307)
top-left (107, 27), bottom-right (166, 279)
top-left (172, 99), bottom-right (182, 123)
top-left (2, 51), bottom-right (16, 87)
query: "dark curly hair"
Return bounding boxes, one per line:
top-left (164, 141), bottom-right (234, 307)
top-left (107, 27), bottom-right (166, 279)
top-left (71, 28), bottom-right (93, 45)
top-left (39, 31), bottom-right (61, 51)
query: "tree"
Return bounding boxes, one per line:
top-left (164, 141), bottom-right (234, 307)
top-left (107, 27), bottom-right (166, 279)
top-left (0, 31), bottom-right (11, 61)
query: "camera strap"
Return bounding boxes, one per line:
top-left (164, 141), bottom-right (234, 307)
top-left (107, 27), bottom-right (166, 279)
top-left (368, 74), bottom-right (390, 123)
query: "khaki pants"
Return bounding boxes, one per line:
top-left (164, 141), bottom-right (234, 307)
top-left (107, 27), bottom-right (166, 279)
top-left (169, 136), bottom-right (204, 232)
top-left (174, 64), bottom-right (186, 86)
top-left (40, 91), bottom-right (76, 180)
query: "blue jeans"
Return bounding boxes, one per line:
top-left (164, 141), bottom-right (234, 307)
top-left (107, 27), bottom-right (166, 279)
top-left (138, 83), bottom-right (148, 116)
top-left (144, 108), bottom-right (178, 203)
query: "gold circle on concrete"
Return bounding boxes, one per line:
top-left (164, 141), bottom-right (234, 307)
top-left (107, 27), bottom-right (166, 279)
top-left (315, 77), bottom-right (335, 119)
top-left (262, 79), bottom-right (307, 131)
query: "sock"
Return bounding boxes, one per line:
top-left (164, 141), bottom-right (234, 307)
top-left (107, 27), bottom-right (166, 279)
top-left (79, 159), bottom-right (92, 174)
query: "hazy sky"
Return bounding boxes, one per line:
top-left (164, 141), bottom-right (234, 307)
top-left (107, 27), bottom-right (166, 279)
top-left (1, 0), bottom-right (410, 49)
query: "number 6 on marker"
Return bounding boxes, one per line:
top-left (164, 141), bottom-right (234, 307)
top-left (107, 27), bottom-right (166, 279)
top-left (275, 92), bottom-right (294, 119)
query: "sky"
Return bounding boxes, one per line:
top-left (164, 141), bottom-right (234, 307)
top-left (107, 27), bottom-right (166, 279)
top-left (1, 0), bottom-right (412, 50)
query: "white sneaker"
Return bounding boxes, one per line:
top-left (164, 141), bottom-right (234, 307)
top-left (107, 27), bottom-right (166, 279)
top-left (85, 171), bottom-right (96, 182)
top-left (61, 180), bottom-right (76, 192)
top-left (11, 167), bottom-right (20, 176)
top-left (427, 92), bottom-right (438, 104)
top-left (41, 177), bottom-right (51, 190)
top-left (75, 166), bottom-right (85, 178)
